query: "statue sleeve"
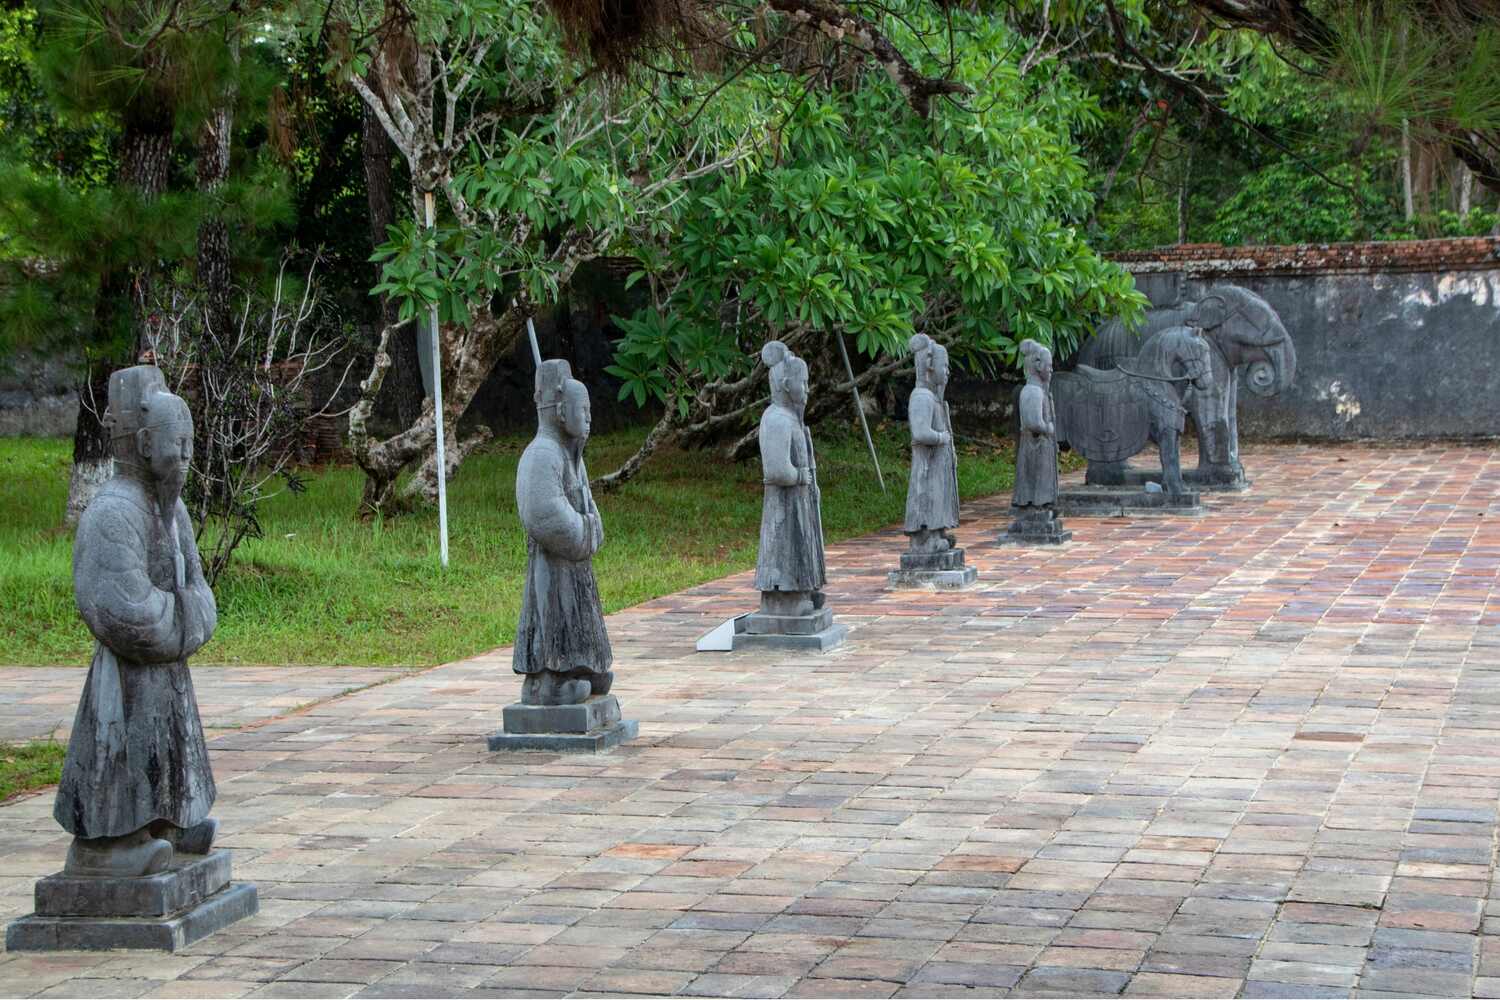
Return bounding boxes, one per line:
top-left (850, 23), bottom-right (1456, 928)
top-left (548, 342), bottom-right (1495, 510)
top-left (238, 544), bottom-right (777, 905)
top-left (1018, 385), bottom-right (1047, 433)
top-left (759, 412), bottom-right (799, 486)
top-left (517, 445), bottom-right (593, 562)
top-left (73, 499), bottom-right (185, 664)
top-left (908, 390), bottom-right (945, 446)
top-left (175, 501), bottom-right (217, 657)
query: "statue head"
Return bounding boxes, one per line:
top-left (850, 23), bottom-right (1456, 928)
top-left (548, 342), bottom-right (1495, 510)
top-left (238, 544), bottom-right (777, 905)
top-left (762, 341), bottom-right (808, 414)
top-left (536, 358), bottom-right (591, 445)
top-left (1019, 339), bottom-right (1052, 388)
top-left (105, 365), bottom-right (193, 498)
top-left (909, 334), bottom-right (950, 395)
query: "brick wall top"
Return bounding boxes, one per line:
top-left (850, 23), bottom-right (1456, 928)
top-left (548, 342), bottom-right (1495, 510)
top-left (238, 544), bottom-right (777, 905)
top-left (1108, 237), bottom-right (1500, 276)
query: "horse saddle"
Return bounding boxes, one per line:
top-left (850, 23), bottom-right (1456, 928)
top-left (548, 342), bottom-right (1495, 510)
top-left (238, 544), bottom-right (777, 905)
top-left (1053, 366), bottom-right (1151, 463)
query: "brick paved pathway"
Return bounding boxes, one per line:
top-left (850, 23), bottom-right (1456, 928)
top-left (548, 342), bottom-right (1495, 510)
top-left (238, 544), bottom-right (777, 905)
top-left (0, 667), bottom-right (411, 743)
top-left (0, 443), bottom-right (1497, 999)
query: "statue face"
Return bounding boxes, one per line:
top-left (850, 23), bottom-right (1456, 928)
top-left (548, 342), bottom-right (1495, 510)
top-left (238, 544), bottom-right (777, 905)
top-left (138, 402), bottom-right (193, 493)
top-left (785, 360), bottom-right (809, 410)
top-left (929, 351), bottom-right (950, 392)
top-left (561, 382), bottom-right (591, 442)
top-left (1035, 351), bottom-right (1052, 386)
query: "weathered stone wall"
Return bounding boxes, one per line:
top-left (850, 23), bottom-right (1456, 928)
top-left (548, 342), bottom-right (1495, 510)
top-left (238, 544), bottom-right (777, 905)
top-left (1110, 238), bottom-right (1500, 440)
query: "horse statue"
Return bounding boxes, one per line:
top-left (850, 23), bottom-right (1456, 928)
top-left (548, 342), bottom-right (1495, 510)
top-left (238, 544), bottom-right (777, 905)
top-left (1074, 285), bottom-right (1295, 488)
top-left (1053, 325), bottom-right (1213, 497)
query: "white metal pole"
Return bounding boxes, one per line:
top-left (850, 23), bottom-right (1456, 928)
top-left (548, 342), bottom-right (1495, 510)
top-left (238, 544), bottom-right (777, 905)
top-left (425, 191), bottom-right (449, 569)
top-left (836, 333), bottom-right (885, 495)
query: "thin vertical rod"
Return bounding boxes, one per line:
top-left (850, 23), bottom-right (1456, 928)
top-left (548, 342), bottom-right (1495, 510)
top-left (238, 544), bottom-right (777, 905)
top-left (526, 315), bottom-right (542, 367)
top-left (835, 333), bottom-right (885, 494)
top-left (425, 191), bottom-right (449, 569)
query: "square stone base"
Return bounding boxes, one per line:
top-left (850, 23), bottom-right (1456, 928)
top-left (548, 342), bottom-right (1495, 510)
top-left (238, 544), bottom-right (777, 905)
top-left (731, 613), bottom-right (848, 652)
top-left (1000, 508), bottom-right (1072, 546)
top-left (898, 547), bottom-right (968, 573)
top-left (888, 566), bottom-right (978, 590)
top-left (489, 694), bottom-right (638, 753)
top-left (488, 720), bottom-right (639, 753)
top-left (1056, 487), bottom-right (1203, 518)
top-left (6, 851), bottom-right (257, 952)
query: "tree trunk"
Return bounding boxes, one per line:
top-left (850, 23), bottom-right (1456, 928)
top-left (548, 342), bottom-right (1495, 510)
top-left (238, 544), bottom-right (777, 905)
top-left (362, 83), bottom-right (423, 429)
top-left (1402, 120), bottom-right (1415, 221)
top-left (196, 46), bottom-right (236, 341)
top-left (66, 114), bottom-right (175, 526)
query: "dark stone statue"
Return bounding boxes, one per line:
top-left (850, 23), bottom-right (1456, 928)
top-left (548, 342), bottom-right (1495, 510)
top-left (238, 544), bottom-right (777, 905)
top-left (736, 341), bottom-right (846, 650)
top-left (1053, 325), bottom-right (1212, 498)
top-left (491, 360), bottom-right (635, 752)
top-left (7, 364), bottom-right (256, 952)
top-left (59, 367), bottom-right (218, 877)
top-left (1004, 340), bottom-right (1070, 544)
top-left (889, 334), bottom-right (975, 587)
top-left (1074, 284), bottom-right (1295, 489)
top-left (513, 360), bottom-right (611, 706)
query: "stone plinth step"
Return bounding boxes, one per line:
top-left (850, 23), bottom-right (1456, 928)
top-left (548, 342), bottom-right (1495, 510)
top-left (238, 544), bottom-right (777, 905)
top-left (7, 849), bottom-right (256, 952)
top-left (888, 566), bottom-right (978, 590)
top-left (490, 695), bottom-right (639, 753)
top-left (1056, 487), bottom-right (1203, 517)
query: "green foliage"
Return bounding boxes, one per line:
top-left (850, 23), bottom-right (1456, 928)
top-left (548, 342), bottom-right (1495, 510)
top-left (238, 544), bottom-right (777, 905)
top-left (0, 740), bottom-right (65, 801)
top-left (607, 0), bottom-right (1144, 412)
top-left (0, 430), bottom-right (1019, 665)
top-left (1203, 159), bottom-right (1403, 245)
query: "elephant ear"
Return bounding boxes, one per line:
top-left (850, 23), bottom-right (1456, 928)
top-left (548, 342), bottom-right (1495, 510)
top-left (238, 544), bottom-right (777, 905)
top-left (1188, 295), bottom-right (1228, 331)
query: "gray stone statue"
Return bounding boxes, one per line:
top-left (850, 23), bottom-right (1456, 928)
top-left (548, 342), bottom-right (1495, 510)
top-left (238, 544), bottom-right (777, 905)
top-left (1053, 325), bottom-right (1212, 499)
top-left (490, 360), bottom-right (635, 752)
top-left (733, 341), bottom-right (846, 650)
top-left (888, 334), bottom-right (975, 587)
top-left (7, 364), bottom-right (256, 952)
top-left (1074, 284), bottom-right (1295, 489)
top-left (1004, 339), bottom-right (1071, 544)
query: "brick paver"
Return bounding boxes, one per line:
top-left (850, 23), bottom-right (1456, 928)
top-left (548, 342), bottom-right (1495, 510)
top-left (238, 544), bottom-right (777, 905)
top-left (1, 443), bottom-right (1497, 998)
top-left (0, 667), bottom-right (412, 742)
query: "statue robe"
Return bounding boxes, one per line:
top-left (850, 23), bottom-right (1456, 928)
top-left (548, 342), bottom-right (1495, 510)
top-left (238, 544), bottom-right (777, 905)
top-left (56, 478), bottom-right (217, 840)
top-left (754, 405), bottom-right (827, 594)
top-left (513, 433), bottom-right (612, 677)
top-left (1013, 382), bottom-right (1059, 507)
top-left (903, 386), bottom-right (960, 533)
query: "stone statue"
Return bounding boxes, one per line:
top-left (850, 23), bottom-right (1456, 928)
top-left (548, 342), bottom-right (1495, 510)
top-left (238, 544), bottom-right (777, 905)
top-left (1053, 325), bottom-right (1212, 498)
top-left (7, 364), bottom-right (256, 952)
top-left (514, 360), bottom-right (611, 704)
top-left (888, 334), bottom-right (975, 587)
top-left (734, 341), bottom-right (846, 650)
top-left (1004, 339), bottom-right (1070, 544)
top-left (1074, 284), bottom-right (1295, 489)
top-left (58, 366), bottom-right (219, 877)
top-left (491, 360), bottom-right (635, 751)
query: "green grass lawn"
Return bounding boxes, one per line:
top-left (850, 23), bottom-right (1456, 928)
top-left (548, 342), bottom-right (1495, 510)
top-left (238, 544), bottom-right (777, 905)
top-left (0, 422), bottom-right (1019, 667)
top-left (0, 741), bottom-right (66, 802)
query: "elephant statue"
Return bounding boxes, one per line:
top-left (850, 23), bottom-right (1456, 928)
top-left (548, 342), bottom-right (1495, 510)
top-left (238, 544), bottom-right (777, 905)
top-left (1053, 325), bottom-right (1214, 497)
top-left (1073, 284), bottom-right (1296, 489)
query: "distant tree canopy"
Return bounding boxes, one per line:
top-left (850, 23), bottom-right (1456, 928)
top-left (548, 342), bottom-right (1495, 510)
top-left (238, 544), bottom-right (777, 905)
top-left (0, 0), bottom-right (1490, 511)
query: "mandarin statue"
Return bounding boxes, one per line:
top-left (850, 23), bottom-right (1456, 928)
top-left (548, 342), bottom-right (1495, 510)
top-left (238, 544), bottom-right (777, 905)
top-left (734, 341), bottom-right (846, 650)
top-left (7, 364), bottom-right (256, 953)
top-left (491, 359), bottom-right (635, 752)
top-left (889, 334), bottom-right (975, 587)
top-left (1004, 339), bottom-right (1070, 544)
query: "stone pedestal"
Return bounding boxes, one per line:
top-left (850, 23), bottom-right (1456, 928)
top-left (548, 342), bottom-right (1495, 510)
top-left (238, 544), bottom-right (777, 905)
top-left (732, 606), bottom-right (848, 652)
top-left (1088, 460), bottom-right (1248, 493)
top-left (887, 545), bottom-right (978, 589)
top-left (6, 850), bottom-right (257, 952)
top-left (1056, 486), bottom-right (1203, 518)
top-left (488, 694), bottom-right (638, 752)
top-left (1000, 507), bottom-right (1072, 545)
